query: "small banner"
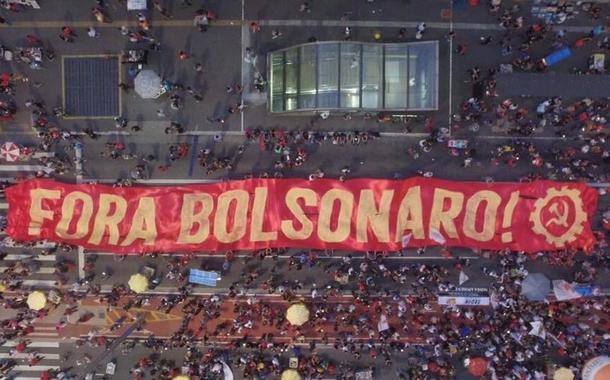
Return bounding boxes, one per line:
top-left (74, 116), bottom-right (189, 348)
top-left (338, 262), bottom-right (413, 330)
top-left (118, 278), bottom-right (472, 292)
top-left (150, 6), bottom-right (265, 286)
top-left (438, 287), bottom-right (491, 307)
top-left (188, 269), bottom-right (219, 287)
top-left (5, 178), bottom-right (597, 254)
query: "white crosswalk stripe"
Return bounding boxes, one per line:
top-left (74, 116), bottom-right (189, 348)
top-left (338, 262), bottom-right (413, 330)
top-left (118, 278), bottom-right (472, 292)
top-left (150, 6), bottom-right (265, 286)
top-left (0, 172), bottom-right (64, 289)
top-left (0, 340), bottom-right (61, 379)
top-left (0, 163), bottom-right (49, 188)
top-left (0, 163), bottom-right (53, 202)
top-left (0, 239), bottom-right (57, 249)
top-left (0, 163), bottom-right (54, 254)
top-left (0, 353), bottom-right (60, 359)
top-left (0, 252), bottom-right (59, 289)
top-left (0, 165), bottom-right (46, 172)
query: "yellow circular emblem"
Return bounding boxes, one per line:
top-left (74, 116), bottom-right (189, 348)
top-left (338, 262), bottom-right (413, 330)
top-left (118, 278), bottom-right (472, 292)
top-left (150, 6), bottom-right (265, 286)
top-left (529, 187), bottom-right (587, 247)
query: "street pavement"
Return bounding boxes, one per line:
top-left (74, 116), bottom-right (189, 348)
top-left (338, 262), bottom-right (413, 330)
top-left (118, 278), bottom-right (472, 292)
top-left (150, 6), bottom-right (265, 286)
top-left (0, 340), bottom-right (62, 380)
top-left (0, 1), bottom-right (609, 379)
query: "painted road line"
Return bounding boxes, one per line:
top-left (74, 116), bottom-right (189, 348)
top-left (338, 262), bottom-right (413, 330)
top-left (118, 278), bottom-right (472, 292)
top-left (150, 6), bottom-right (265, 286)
top-left (96, 285), bottom-right (479, 298)
top-left (31, 152), bottom-right (54, 159)
top-left (69, 109), bottom-right (82, 280)
top-left (475, 135), bottom-right (571, 141)
top-left (90, 130), bottom-right (592, 140)
top-left (73, 130), bottom-right (130, 136)
top-left (0, 127), bottom-right (555, 139)
top-left (0, 130), bottom-right (130, 137)
top-left (0, 267), bottom-right (55, 274)
top-left (70, 129), bottom-right (428, 138)
top-left (78, 247), bottom-right (85, 280)
top-left (0, 353), bottom-right (60, 360)
top-left (3, 254), bottom-right (56, 262)
top-left (8, 128), bottom-right (573, 140)
top-left (181, 130), bottom-right (242, 136)
top-left (241, 0), bottom-right (247, 133)
top-left (33, 326), bottom-right (59, 331)
top-left (177, 130), bottom-right (429, 138)
top-left (448, 0), bottom-right (454, 134)
top-left (82, 178), bottom-right (221, 184)
top-left (12, 365), bottom-right (58, 372)
top-left (0, 19), bottom-right (597, 34)
top-left (24, 332), bottom-right (59, 337)
top-left (91, 251), bottom-right (480, 260)
top-left (0, 241), bottom-right (56, 249)
top-left (89, 334), bottom-right (428, 347)
top-left (70, 129), bottom-right (586, 140)
top-left (20, 280), bottom-right (57, 287)
top-left (2, 341), bottom-right (59, 348)
top-left (15, 377), bottom-right (93, 380)
top-left (187, 135), bottom-right (199, 177)
top-left (261, 19), bottom-right (596, 33)
top-left (0, 165), bottom-right (45, 172)
top-left (87, 332), bottom-right (427, 345)
top-left (75, 142), bottom-right (83, 184)
top-left (0, 19), bottom-right (246, 28)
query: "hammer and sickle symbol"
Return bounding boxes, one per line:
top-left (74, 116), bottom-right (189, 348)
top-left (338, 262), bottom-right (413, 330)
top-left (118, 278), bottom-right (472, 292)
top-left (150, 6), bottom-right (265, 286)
top-left (544, 200), bottom-right (569, 227)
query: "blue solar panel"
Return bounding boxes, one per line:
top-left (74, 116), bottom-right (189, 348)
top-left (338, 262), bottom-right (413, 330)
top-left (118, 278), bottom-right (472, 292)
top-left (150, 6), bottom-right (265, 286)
top-left (189, 269), bottom-right (219, 287)
top-left (64, 56), bottom-right (119, 117)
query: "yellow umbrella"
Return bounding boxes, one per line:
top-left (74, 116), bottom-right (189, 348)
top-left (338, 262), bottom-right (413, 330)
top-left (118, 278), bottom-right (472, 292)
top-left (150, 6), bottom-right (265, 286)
top-left (286, 303), bottom-right (309, 326)
top-left (554, 367), bottom-right (575, 380)
top-left (281, 369), bottom-right (301, 380)
top-left (172, 376), bottom-right (190, 380)
top-left (27, 291), bottom-right (47, 310)
top-left (128, 273), bottom-right (149, 294)
top-left (0, 282), bottom-right (6, 293)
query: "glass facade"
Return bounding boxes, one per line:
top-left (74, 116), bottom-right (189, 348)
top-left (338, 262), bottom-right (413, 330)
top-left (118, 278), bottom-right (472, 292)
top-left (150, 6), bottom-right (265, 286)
top-left (268, 41), bottom-right (438, 113)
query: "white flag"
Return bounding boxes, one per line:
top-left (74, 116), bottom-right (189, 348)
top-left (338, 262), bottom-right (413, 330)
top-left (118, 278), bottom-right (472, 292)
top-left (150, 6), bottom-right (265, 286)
top-left (401, 233), bottom-right (413, 248)
top-left (552, 280), bottom-right (582, 301)
top-left (528, 321), bottom-right (546, 340)
top-left (459, 271), bottom-right (469, 285)
top-left (429, 228), bottom-right (446, 245)
top-left (490, 291), bottom-right (499, 309)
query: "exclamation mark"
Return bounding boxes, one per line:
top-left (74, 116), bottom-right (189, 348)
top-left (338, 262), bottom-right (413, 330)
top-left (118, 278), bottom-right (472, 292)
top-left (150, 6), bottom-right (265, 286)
top-left (501, 191), bottom-right (519, 243)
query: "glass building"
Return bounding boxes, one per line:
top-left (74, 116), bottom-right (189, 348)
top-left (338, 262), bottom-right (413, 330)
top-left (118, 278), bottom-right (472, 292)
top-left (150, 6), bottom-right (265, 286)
top-left (268, 40), bottom-right (438, 114)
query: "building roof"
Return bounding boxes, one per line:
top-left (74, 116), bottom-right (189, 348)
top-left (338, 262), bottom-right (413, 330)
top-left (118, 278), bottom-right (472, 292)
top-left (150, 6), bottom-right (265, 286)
top-left (268, 40), bottom-right (439, 114)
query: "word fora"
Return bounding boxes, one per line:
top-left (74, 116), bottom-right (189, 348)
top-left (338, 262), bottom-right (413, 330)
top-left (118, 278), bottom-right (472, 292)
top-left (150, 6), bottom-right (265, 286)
top-left (7, 179), bottom-right (594, 253)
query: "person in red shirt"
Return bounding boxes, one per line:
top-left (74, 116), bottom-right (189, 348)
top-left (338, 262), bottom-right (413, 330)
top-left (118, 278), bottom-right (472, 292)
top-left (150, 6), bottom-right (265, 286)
top-left (15, 340), bottom-right (27, 352)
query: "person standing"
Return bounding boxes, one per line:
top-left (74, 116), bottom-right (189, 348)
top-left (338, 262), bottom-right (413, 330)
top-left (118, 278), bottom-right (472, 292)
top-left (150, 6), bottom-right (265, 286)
top-left (59, 26), bottom-right (76, 42)
top-left (87, 27), bottom-right (100, 38)
top-left (415, 22), bottom-right (426, 40)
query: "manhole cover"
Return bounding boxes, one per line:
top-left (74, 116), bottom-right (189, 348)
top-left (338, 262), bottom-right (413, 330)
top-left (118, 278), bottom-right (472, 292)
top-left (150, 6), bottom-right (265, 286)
top-left (63, 55), bottom-right (120, 118)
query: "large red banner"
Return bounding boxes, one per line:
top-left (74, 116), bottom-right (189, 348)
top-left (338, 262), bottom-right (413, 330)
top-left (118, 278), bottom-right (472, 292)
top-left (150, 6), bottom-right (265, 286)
top-left (5, 179), bottom-right (598, 254)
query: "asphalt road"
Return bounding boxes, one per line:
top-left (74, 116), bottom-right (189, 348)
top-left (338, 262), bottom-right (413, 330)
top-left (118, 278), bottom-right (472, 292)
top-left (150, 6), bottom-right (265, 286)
top-left (0, 1), bottom-right (609, 379)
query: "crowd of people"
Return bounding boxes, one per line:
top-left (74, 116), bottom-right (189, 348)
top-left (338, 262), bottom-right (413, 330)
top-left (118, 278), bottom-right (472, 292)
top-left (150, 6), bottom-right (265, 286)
top-left (3, 246), bottom-right (605, 379)
top-left (0, 0), bottom-right (609, 379)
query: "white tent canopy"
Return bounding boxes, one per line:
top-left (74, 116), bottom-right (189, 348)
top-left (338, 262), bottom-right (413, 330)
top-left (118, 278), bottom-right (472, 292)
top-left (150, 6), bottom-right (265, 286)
top-left (134, 70), bottom-right (163, 99)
